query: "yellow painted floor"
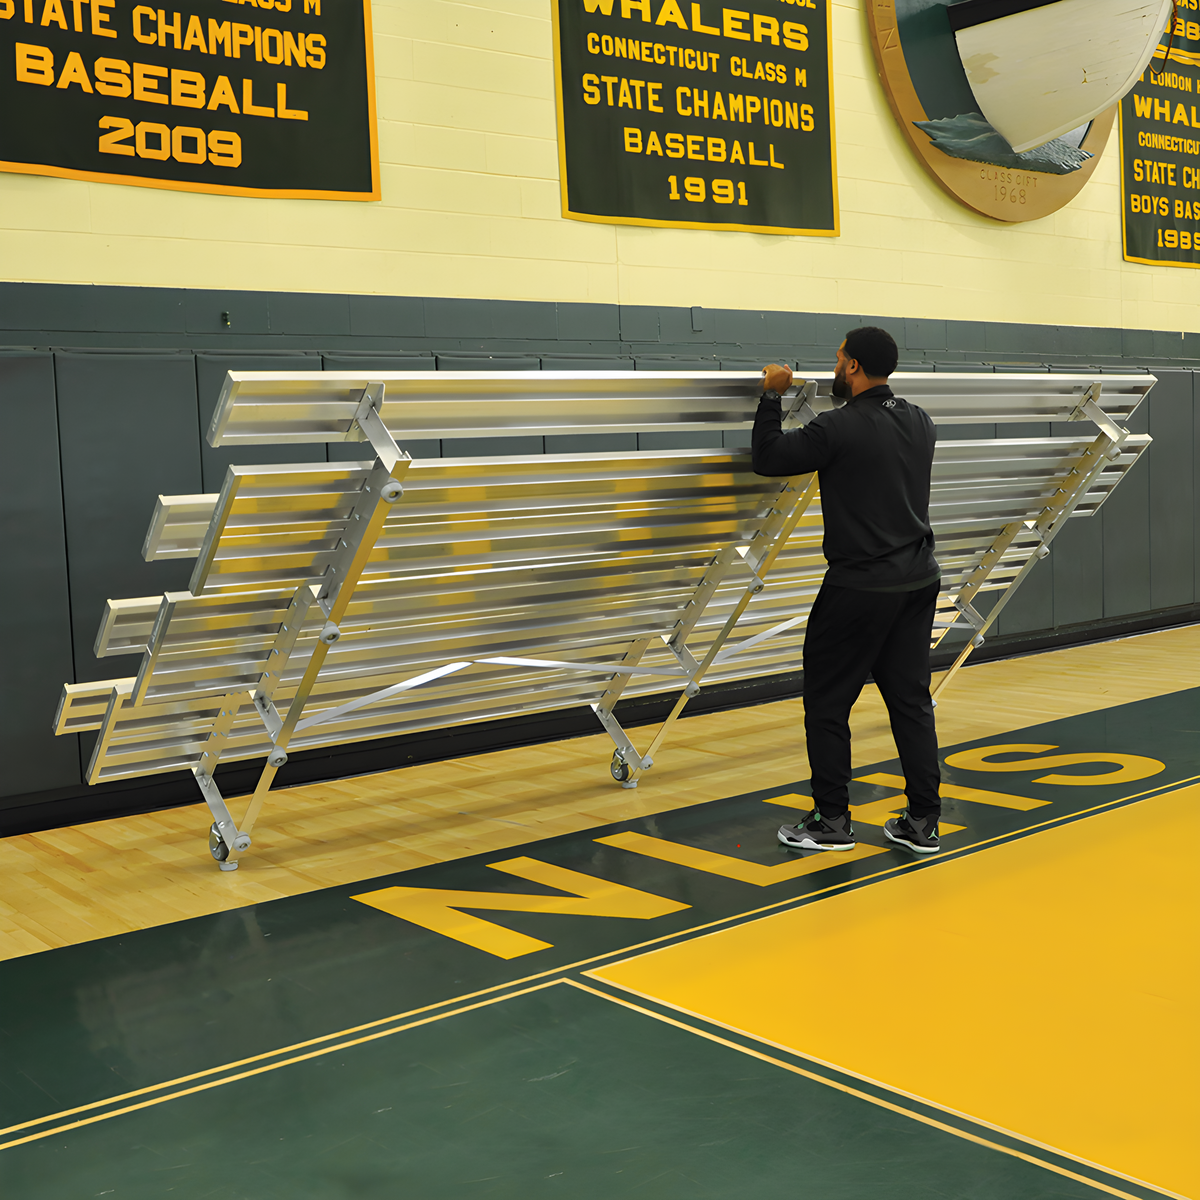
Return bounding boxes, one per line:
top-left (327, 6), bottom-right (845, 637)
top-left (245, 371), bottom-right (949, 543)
top-left (592, 782), bottom-right (1200, 1199)
top-left (1, 622), bottom-right (1198, 961)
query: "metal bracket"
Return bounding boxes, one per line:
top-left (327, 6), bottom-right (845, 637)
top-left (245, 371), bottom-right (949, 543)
top-left (254, 584), bottom-right (320, 707)
top-left (1069, 383), bottom-right (1129, 448)
top-left (352, 383), bottom-right (405, 471)
top-left (955, 599), bottom-right (986, 632)
top-left (253, 693), bottom-right (283, 741)
top-left (193, 692), bottom-right (251, 868)
top-left (782, 380), bottom-right (818, 429)
top-left (954, 598), bottom-right (987, 648)
top-left (734, 547), bottom-right (767, 594)
top-left (194, 772), bottom-right (249, 870)
top-left (663, 637), bottom-right (702, 697)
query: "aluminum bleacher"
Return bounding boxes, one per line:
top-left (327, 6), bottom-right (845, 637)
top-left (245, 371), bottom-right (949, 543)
top-left (53, 369), bottom-right (1153, 868)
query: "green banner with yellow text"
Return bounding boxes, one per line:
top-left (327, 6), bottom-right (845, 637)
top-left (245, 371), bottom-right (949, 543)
top-left (0, 0), bottom-right (377, 200)
top-left (552, 0), bottom-right (837, 236)
top-left (1121, 34), bottom-right (1200, 267)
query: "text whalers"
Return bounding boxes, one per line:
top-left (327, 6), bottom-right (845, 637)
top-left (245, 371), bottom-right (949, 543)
top-left (554, 0), bottom-right (837, 234)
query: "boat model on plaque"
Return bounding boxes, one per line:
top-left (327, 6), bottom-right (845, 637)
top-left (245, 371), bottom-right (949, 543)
top-left (934, 0), bottom-right (1174, 157)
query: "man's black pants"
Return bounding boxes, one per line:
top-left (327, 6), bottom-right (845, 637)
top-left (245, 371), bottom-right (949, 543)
top-left (802, 579), bottom-right (941, 819)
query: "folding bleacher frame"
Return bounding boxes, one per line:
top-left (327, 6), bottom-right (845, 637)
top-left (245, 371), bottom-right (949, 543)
top-left (53, 369), bottom-right (1154, 869)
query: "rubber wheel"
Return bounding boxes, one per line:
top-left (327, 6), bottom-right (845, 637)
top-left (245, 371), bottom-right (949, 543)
top-left (208, 822), bottom-right (229, 862)
top-left (610, 757), bottom-right (630, 783)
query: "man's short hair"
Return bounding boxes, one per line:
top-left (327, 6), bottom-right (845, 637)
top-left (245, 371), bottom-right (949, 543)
top-left (843, 326), bottom-right (898, 378)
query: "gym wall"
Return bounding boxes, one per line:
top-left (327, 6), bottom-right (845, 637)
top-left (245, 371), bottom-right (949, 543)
top-left (1, 1), bottom-right (1197, 830)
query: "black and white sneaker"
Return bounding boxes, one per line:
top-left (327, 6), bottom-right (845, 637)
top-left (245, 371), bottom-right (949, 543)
top-left (884, 811), bottom-right (941, 855)
top-left (778, 810), bottom-right (856, 851)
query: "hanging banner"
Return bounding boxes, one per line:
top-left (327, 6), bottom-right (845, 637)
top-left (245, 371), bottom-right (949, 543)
top-left (0, 0), bottom-right (378, 200)
top-left (1121, 40), bottom-right (1200, 267)
top-left (551, 0), bottom-right (838, 237)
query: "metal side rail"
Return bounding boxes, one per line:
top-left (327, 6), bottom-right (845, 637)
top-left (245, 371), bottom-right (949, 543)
top-left (932, 389), bottom-right (1147, 700)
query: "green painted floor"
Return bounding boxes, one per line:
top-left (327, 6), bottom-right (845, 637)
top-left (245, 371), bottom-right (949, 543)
top-left (3, 689), bottom-right (1198, 1198)
top-left (0, 982), bottom-right (1140, 1200)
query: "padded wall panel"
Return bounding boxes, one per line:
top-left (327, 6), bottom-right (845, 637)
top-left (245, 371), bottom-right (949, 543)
top-left (1146, 370), bottom-right (1195, 611)
top-left (540, 356), bottom-right (628, 370)
top-left (55, 352), bottom-right (202, 687)
top-left (1049, 510), bottom-right (1105, 629)
top-left (1101, 401), bottom-right (1152, 618)
top-left (0, 354), bottom-right (80, 796)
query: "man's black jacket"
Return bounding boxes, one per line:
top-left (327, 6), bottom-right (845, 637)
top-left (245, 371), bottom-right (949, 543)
top-left (751, 384), bottom-right (939, 591)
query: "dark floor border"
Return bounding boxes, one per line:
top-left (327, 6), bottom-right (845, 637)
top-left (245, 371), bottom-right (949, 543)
top-left (3, 604), bottom-right (1196, 839)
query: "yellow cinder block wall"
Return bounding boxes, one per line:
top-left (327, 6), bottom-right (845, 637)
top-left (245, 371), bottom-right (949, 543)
top-left (0, 0), bottom-right (1195, 332)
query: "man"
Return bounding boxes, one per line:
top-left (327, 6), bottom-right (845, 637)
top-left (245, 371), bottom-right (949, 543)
top-left (752, 326), bottom-right (942, 855)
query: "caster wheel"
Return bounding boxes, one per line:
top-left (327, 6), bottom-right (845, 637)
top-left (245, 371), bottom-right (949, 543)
top-left (610, 754), bottom-right (630, 783)
top-left (208, 822), bottom-right (229, 863)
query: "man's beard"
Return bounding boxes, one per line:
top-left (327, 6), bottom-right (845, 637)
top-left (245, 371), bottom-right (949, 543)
top-left (831, 369), bottom-right (851, 400)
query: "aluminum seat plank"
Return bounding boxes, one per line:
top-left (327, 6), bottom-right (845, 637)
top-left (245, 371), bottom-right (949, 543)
top-left (209, 371), bottom-right (1151, 445)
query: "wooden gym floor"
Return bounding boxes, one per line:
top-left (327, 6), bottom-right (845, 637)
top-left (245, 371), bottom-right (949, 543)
top-left (1, 623), bottom-right (1197, 958)
top-left (0, 626), bottom-right (1196, 1198)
